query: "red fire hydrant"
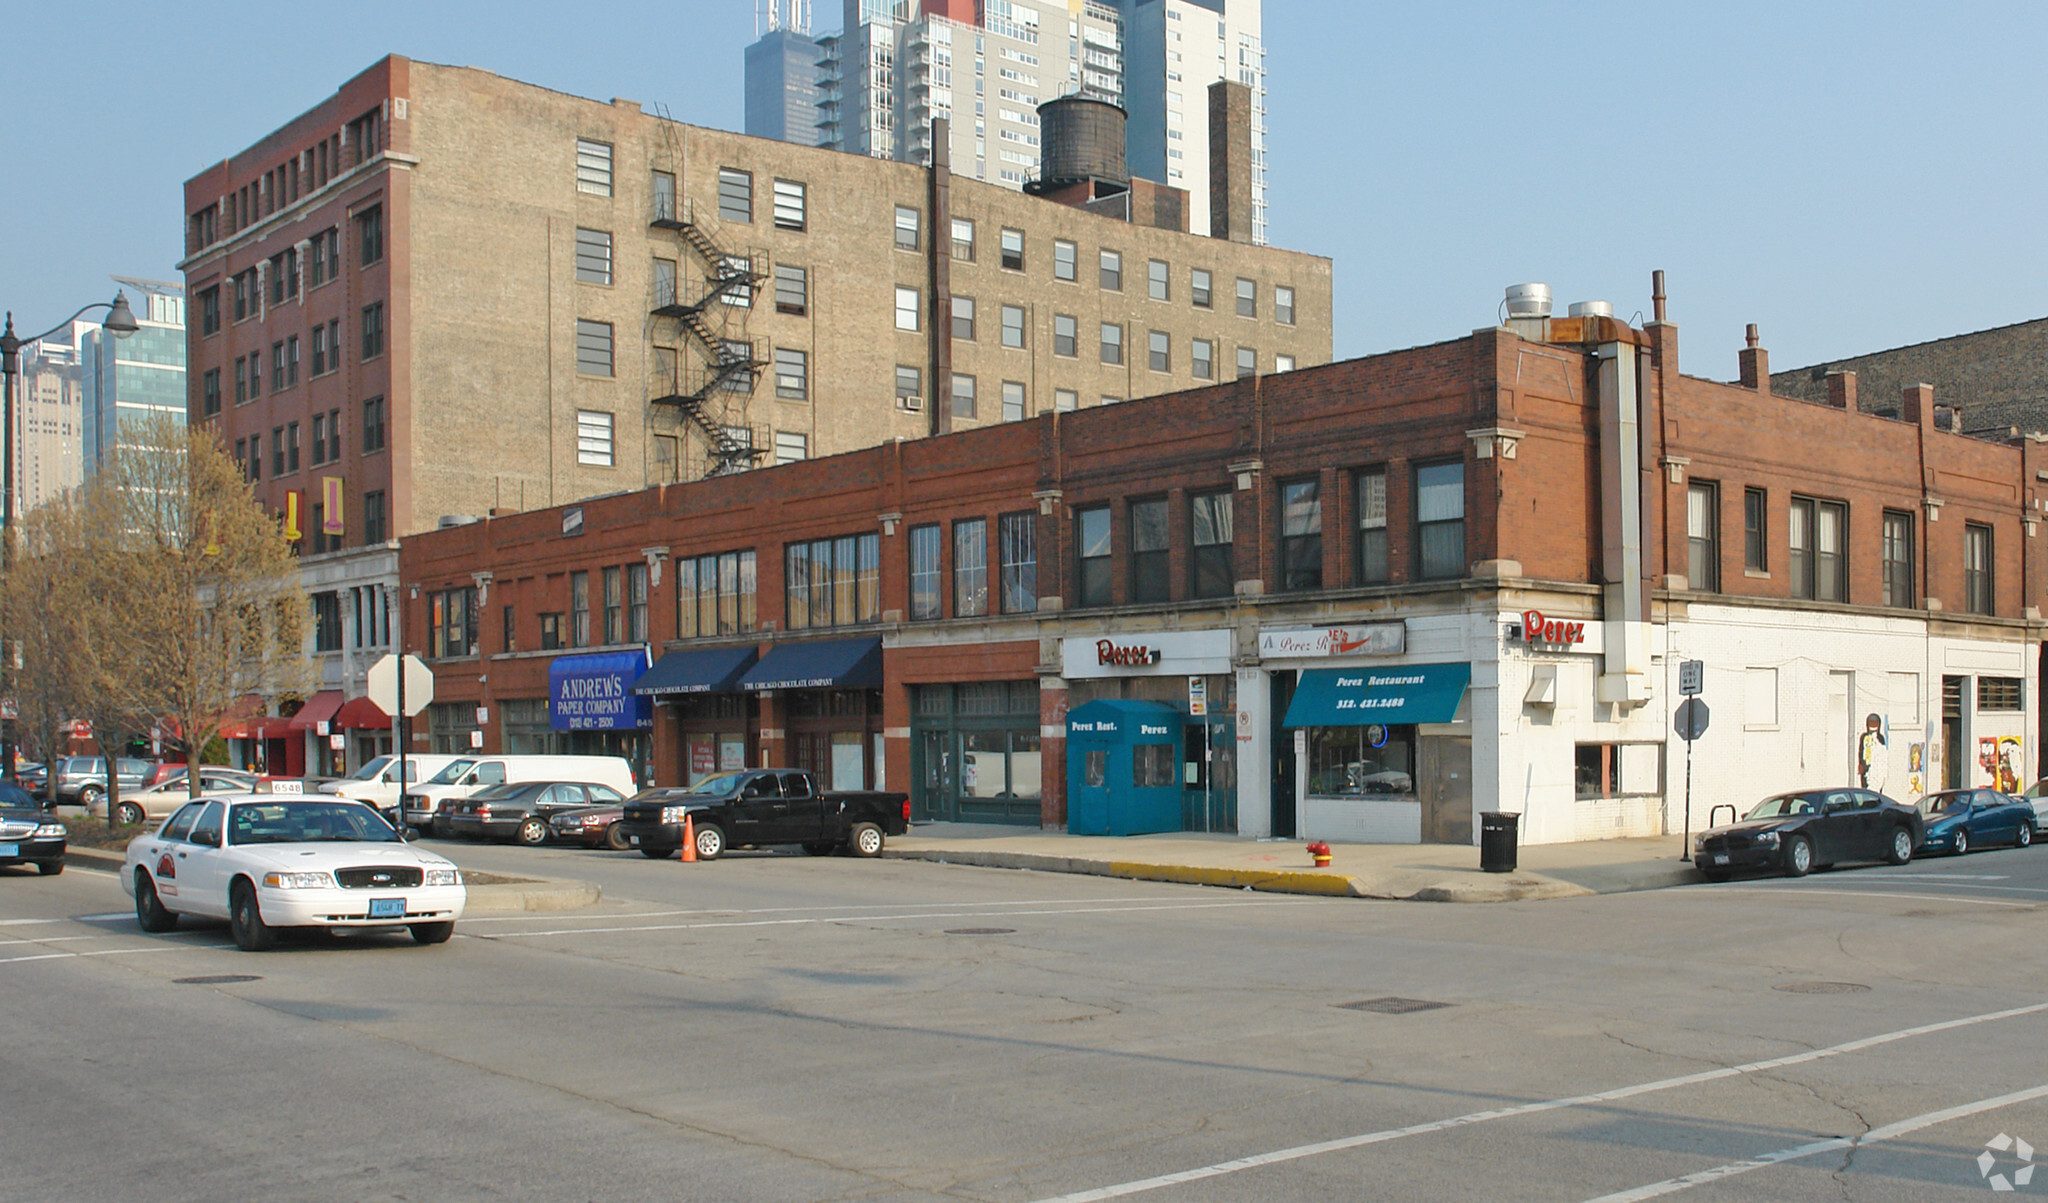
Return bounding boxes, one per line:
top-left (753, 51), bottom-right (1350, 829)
top-left (1307, 840), bottom-right (1333, 868)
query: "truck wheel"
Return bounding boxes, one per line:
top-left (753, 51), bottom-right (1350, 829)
top-left (693, 823), bottom-right (726, 861)
top-left (850, 822), bottom-right (884, 858)
top-left (801, 840), bottom-right (838, 856)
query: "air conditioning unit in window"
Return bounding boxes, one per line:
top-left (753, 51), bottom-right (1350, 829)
top-left (900, 395), bottom-right (924, 412)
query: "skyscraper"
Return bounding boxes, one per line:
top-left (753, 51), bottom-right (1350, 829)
top-left (746, 0), bottom-right (1264, 241)
top-left (8, 328), bottom-right (86, 511)
top-left (81, 278), bottom-right (186, 478)
top-left (746, 2), bottom-right (828, 147)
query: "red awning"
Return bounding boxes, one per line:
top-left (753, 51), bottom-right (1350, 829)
top-left (217, 694), bottom-right (269, 740)
top-left (333, 696), bottom-right (392, 730)
top-left (249, 717), bottom-right (297, 741)
top-left (289, 690), bottom-right (346, 732)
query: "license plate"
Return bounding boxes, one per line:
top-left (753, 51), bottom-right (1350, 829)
top-left (628, 834), bottom-right (640, 845)
top-left (0, 844), bottom-right (15, 857)
top-left (368, 898), bottom-right (406, 919)
top-left (1713, 855), bottom-right (1729, 865)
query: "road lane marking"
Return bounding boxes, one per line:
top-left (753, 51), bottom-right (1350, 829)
top-left (459, 895), bottom-right (1209, 924)
top-left (77, 912), bottom-right (136, 921)
top-left (0, 946), bottom-right (188, 965)
top-left (476, 897), bottom-right (1313, 940)
top-left (1583, 1082), bottom-right (2048, 1201)
top-left (1877, 873), bottom-right (2009, 881)
top-left (0, 918), bottom-right (68, 926)
top-left (1713, 887), bottom-right (2038, 908)
top-left (1032, 1002), bottom-right (2048, 1202)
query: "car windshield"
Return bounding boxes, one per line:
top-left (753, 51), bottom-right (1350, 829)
top-left (343, 757), bottom-right (392, 782)
top-left (227, 800), bottom-right (401, 845)
top-left (1744, 794), bottom-right (1818, 820)
top-left (0, 783), bottom-right (35, 809)
top-left (688, 773), bottom-right (750, 799)
top-left (1918, 793), bottom-right (1971, 814)
top-left (425, 760), bottom-right (476, 785)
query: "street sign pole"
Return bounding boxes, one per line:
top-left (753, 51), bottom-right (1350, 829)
top-left (1685, 730), bottom-right (1693, 850)
top-left (1677, 662), bottom-right (1706, 848)
top-left (396, 651), bottom-right (407, 839)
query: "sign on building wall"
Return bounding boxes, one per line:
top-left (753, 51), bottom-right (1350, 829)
top-left (1256, 623), bottom-right (1405, 660)
top-left (1060, 630), bottom-right (1233, 679)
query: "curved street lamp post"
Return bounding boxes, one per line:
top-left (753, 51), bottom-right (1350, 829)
top-left (0, 291), bottom-right (140, 784)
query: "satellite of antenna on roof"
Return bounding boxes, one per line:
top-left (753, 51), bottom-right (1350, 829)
top-left (758, 0), bottom-right (812, 35)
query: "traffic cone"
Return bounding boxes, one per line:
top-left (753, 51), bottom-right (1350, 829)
top-left (679, 811), bottom-right (698, 863)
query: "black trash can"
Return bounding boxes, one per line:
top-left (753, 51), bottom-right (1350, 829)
top-left (1478, 811), bottom-right (1519, 873)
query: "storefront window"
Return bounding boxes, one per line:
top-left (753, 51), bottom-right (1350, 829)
top-left (1307, 724), bottom-right (1415, 796)
top-left (1575, 743), bottom-right (1663, 800)
top-left (1133, 743), bottom-right (1177, 788)
top-left (1085, 749), bottom-right (1106, 788)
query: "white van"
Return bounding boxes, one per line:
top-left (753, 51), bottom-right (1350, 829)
top-left (400, 755), bottom-right (638, 832)
top-left (322, 754), bottom-right (462, 812)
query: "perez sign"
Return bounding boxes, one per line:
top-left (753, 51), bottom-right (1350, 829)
top-left (1521, 609), bottom-right (1586, 647)
top-left (1096, 640), bottom-right (1162, 667)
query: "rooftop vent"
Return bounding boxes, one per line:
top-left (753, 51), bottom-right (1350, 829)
top-left (438, 515), bottom-right (481, 529)
top-left (1504, 283), bottom-right (1553, 320)
top-left (1568, 300), bottom-right (1614, 319)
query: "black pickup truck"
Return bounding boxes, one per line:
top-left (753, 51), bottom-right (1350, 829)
top-left (618, 769), bottom-right (909, 861)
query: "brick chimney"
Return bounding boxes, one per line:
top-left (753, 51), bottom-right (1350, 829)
top-left (1900, 383), bottom-right (1932, 425)
top-left (1738, 323), bottom-right (1769, 392)
top-left (1207, 80), bottom-right (1253, 243)
top-left (1825, 369), bottom-right (1857, 411)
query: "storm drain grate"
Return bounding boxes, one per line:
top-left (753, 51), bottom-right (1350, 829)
top-left (944, 928), bottom-right (1018, 936)
top-left (1773, 981), bottom-right (1871, 995)
top-left (174, 975), bottom-right (262, 986)
top-left (1336, 997), bottom-right (1452, 1014)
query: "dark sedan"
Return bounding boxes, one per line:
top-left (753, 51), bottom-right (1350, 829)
top-left (444, 781), bottom-right (628, 845)
top-left (546, 803), bottom-right (631, 850)
top-left (1917, 788), bottom-right (2036, 855)
top-left (0, 782), bottom-right (66, 875)
top-left (1693, 788), bottom-right (1922, 881)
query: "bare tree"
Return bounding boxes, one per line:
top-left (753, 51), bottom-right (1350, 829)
top-left (74, 413), bottom-right (311, 810)
top-left (0, 496), bottom-right (91, 793)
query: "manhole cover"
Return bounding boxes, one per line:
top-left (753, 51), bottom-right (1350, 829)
top-left (1773, 981), bottom-right (1871, 995)
top-left (1336, 997), bottom-right (1451, 1014)
top-left (944, 928), bottom-right (1017, 936)
top-left (174, 974), bottom-right (262, 986)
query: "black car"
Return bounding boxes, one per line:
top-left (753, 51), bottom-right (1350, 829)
top-left (445, 781), bottom-right (629, 845)
top-left (0, 782), bottom-right (66, 875)
top-left (547, 802), bottom-right (631, 850)
top-left (1693, 787), bottom-right (1922, 881)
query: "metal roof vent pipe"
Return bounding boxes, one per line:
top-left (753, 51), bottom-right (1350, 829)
top-left (1568, 300), bottom-right (1614, 319)
top-left (1502, 283), bottom-right (1552, 340)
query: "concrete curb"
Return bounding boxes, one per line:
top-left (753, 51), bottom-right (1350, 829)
top-left (62, 845), bottom-right (601, 913)
top-left (883, 847), bottom-right (1610, 902)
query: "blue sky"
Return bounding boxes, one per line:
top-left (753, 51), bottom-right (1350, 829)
top-left (3, 1), bottom-right (2042, 377)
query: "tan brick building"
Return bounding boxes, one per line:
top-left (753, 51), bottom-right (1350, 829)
top-left (178, 54), bottom-right (1333, 542)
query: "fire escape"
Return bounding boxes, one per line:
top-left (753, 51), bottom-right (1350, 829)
top-left (647, 157), bottom-right (768, 477)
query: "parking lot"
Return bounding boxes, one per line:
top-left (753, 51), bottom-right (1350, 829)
top-left (2, 838), bottom-right (2043, 1200)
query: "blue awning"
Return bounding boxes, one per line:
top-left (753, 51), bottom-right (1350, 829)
top-left (1283, 663), bottom-right (1471, 727)
top-left (634, 646), bottom-right (760, 696)
top-left (738, 636), bottom-right (883, 692)
top-left (1066, 699), bottom-right (1183, 745)
top-left (549, 650), bottom-right (652, 731)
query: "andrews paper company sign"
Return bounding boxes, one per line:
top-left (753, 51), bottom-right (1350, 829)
top-left (548, 651), bottom-right (653, 731)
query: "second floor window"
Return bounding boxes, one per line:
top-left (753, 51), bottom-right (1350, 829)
top-left (1357, 468), bottom-right (1388, 584)
top-left (676, 550), bottom-right (757, 637)
top-left (1745, 486), bottom-right (1768, 572)
top-left (1687, 481), bottom-right (1720, 592)
top-left (1190, 491), bottom-right (1233, 598)
top-left (1076, 505), bottom-right (1112, 607)
top-left (785, 533), bottom-right (880, 630)
top-left (1280, 479), bottom-right (1322, 591)
top-left (312, 592), bottom-right (342, 653)
top-left (627, 562), bottom-right (649, 643)
top-left (1416, 461), bottom-right (1466, 580)
top-left (1965, 522), bottom-right (1994, 615)
top-left (1789, 496), bottom-right (1847, 602)
top-left (1130, 498), bottom-right (1169, 603)
top-left (909, 524), bottom-right (942, 620)
top-left (954, 519), bottom-right (989, 617)
top-left (570, 571), bottom-right (591, 646)
top-left (999, 512), bottom-right (1036, 614)
top-left (602, 566), bottom-right (622, 644)
top-left (429, 587), bottom-right (477, 658)
top-left (1882, 509), bottom-right (1914, 608)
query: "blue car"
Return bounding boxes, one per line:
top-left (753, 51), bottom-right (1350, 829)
top-left (1916, 789), bottom-right (2036, 855)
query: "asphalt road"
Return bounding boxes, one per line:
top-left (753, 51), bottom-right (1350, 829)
top-left (1, 835), bottom-right (2044, 1201)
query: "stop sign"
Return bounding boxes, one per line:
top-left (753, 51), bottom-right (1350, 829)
top-left (1676, 697), bottom-right (1710, 742)
top-left (365, 654), bottom-right (435, 718)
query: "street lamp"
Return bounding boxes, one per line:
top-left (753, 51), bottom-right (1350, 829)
top-left (0, 291), bottom-right (140, 783)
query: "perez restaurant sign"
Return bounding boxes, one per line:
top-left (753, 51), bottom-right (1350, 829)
top-left (1059, 630), bottom-right (1233, 679)
top-left (1256, 623), bottom-right (1406, 660)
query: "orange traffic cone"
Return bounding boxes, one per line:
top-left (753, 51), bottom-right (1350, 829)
top-left (679, 811), bottom-right (698, 863)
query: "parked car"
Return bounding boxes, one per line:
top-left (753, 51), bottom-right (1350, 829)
top-left (0, 782), bottom-right (65, 875)
top-left (321, 754), bottom-right (463, 816)
top-left (144, 765), bottom-right (258, 792)
top-left (91, 772), bottom-right (257, 825)
top-left (618, 769), bottom-right (910, 861)
top-left (443, 781), bottom-right (628, 845)
top-left (401, 755), bottom-right (638, 833)
top-left (1916, 788), bottom-right (2036, 855)
top-left (1693, 788), bottom-right (1922, 881)
top-left (13, 763), bottom-right (48, 798)
top-left (120, 796), bottom-right (466, 951)
top-left (2018, 779), bottom-right (2048, 834)
top-left (547, 802), bottom-right (631, 850)
top-left (52, 757), bottom-right (155, 809)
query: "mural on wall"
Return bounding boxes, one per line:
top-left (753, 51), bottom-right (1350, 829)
top-left (1979, 735), bottom-right (2024, 793)
top-left (1857, 713), bottom-right (1889, 792)
top-left (1907, 742), bottom-right (1925, 798)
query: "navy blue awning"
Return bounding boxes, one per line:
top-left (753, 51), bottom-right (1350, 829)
top-left (549, 650), bottom-right (652, 731)
top-left (634, 646), bottom-right (760, 696)
top-left (738, 636), bottom-right (883, 692)
top-left (1283, 663), bottom-right (1471, 727)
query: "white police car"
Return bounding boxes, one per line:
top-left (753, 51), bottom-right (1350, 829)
top-left (121, 795), bottom-right (465, 951)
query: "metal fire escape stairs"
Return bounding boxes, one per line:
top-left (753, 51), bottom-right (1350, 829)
top-left (648, 118), bottom-right (768, 477)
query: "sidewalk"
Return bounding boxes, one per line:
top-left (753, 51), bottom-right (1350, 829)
top-left (885, 825), bottom-right (1703, 902)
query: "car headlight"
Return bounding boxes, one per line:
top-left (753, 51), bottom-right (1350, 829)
top-left (661, 806), bottom-right (688, 824)
top-left (1691, 834), bottom-right (1706, 852)
top-left (33, 823), bottom-right (65, 839)
top-left (423, 868), bottom-right (461, 887)
top-left (1753, 831), bottom-right (1781, 846)
top-left (262, 871), bottom-right (336, 889)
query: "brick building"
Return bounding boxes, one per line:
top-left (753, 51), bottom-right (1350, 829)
top-left (1768, 315), bottom-right (2048, 438)
top-left (177, 53), bottom-right (1332, 773)
top-left (400, 278), bottom-right (2044, 845)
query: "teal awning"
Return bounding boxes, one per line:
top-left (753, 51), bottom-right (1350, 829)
top-left (1283, 664), bottom-right (1471, 727)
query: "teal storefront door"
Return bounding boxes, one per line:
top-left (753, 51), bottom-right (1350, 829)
top-left (911, 682), bottom-right (1042, 825)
